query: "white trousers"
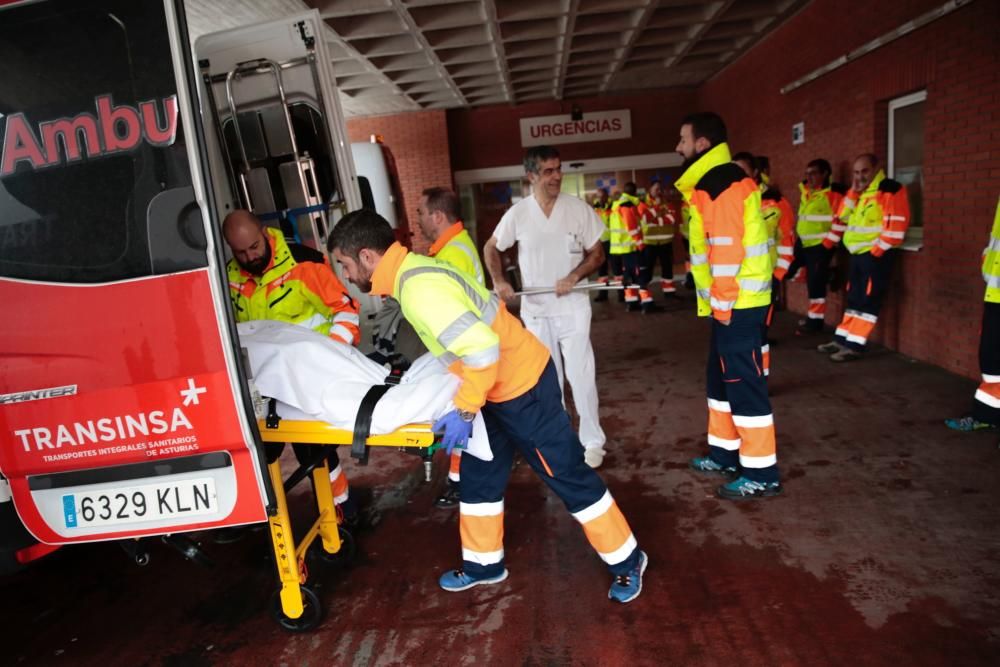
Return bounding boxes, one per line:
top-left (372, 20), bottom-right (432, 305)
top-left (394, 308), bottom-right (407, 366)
top-left (522, 309), bottom-right (607, 450)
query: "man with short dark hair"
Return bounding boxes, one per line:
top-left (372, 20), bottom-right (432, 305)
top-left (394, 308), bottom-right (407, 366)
top-left (676, 113), bottom-right (782, 500)
top-left (817, 154), bottom-right (910, 361)
top-left (328, 209), bottom-right (647, 603)
top-left (484, 145), bottom-right (609, 469)
top-left (790, 158), bottom-right (846, 334)
top-left (416, 186), bottom-right (485, 508)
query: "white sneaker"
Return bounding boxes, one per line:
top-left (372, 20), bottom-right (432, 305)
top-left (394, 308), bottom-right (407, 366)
top-left (584, 448), bottom-right (606, 469)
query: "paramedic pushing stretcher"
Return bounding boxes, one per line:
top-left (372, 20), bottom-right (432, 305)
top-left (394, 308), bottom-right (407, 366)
top-left (328, 209), bottom-right (648, 603)
top-left (223, 210), bottom-right (362, 523)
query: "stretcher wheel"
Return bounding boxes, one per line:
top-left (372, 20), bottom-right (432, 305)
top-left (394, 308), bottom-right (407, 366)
top-left (311, 526), bottom-right (356, 568)
top-left (270, 585), bottom-right (323, 632)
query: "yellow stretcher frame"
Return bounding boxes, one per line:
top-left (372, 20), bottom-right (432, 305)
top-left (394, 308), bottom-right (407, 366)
top-left (256, 418), bottom-right (436, 631)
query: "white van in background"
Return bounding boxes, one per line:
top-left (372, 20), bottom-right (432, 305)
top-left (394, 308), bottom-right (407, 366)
top-left (351, 138), bottom-right (411, 245)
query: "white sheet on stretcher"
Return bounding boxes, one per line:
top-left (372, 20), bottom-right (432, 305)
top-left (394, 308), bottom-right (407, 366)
top-left (237, 320), bottom-right (493, 461)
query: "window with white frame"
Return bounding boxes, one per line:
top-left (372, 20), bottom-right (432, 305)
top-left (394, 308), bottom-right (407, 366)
top-left (888, 90), bottom-right (926, 236)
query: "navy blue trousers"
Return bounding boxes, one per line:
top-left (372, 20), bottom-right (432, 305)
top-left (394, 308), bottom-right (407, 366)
top-left (460, 361), bottom-right (640, 577)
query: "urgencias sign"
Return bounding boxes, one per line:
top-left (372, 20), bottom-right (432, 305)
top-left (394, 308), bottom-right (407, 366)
top-left (519, 109), bottom-right (631, 147)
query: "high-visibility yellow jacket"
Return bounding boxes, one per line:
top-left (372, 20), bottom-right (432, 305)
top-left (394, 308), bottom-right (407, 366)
top-left (609, 192), bottom-right (643, 255)
top-left (828, 170), bottom-right (910, 256)
top-left (761, 189), bottom-right (796, 281)
top-left (679, 201), bottom-right (691, 240)
top-left (370, 242), bottom-right (550, 412)
top-left (797, 182), bottom-right (845, 249)
top-left (675, 143), bottom-right (773, 321)
top-left (640, 195), bottom-right (676, 246)
top-left (228, 227), bottom-right (360, 345)
top-left (593, 200), bottom-right (611, 242)
top-left (984, 196), bottom-right (1000, 304)
top-left (428, 221), bottom-right (485, 287)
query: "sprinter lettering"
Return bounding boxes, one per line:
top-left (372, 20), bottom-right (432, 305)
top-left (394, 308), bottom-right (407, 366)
top-left (0, 94), bottom-right (178, 178)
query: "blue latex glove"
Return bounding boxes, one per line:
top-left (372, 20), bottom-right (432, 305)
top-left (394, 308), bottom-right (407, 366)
top-left (432, 409), bottom-right (473, 455)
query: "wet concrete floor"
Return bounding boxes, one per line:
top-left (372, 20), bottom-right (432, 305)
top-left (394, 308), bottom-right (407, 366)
top-left (3, 292), bottom-right (1000, 666)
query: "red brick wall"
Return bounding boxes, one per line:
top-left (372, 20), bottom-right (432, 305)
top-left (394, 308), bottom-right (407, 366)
top-left (446, 90), bottom-right (699, 170)
top-left (346, 110), bottom-right (452, 253)
top-left (699, 0), bottom-right (1000, 379)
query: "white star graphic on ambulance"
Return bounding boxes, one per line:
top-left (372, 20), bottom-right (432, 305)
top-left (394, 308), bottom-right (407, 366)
top-left (179, 378), bottom-right (207, 406)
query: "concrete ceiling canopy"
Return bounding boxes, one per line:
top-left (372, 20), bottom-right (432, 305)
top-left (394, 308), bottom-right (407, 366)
top-left (185, 0), bottom-right (808, 117)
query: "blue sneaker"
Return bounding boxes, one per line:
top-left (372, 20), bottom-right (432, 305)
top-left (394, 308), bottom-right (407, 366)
top-left (689, 456), bottom-right (738, 478)
top-left (717, 476), bottom-right (783, 500)
top-left (945, 416), bottom-right (997, 432)
top-left (438, 567), bottom-right (508, 592)
top-left (608, 550), bottom-right (648, 604)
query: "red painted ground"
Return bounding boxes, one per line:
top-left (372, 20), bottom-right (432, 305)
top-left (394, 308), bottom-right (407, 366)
top-left (3, 292), bottom-right (1000, 666)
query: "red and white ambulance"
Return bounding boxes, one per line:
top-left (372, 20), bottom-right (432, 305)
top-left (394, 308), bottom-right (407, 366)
top-left (0, 0), bottom-right (364, 571)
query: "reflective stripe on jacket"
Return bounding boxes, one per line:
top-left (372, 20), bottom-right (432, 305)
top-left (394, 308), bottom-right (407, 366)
top-left (762, 189), bottom-right (795, 281)
top-left (370, 242), bottom-right (550, 412)
top-left (428, 221), bottom-right (485, 287)
top-left (985, 196), bottom-right (1000, 304)
top-left (797, 182), bottom-right (845, 248)
top-left (675, 143), bottom-right (773, 321)
top-left (227, 227), bottom-right (360, 345)
top-left (609, 192), bottom-right (643, 255)
top-left (640, 195), bottom-right (676, 245)
top-left (838, 170), bottom-right (910, 256)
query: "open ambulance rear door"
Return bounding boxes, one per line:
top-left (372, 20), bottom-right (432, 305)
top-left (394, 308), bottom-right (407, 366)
top-left (0, 0), bottom-right (270, 561)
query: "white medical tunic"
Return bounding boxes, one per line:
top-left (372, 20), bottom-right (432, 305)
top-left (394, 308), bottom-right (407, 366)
top-left (492, 193), bottom-right (605, 317)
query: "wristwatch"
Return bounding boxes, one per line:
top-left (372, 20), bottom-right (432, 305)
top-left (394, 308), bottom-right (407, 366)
top-left (458, 409), bottom-right (476, 422)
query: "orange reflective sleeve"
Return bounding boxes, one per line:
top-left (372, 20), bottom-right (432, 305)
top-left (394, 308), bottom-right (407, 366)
top-left (774, 198), bottom-right (796, 280)
top-left (873, 186), bottom-right (911, 256)
top-left (448, 359), bottom-right (499, 413)
top-left (297, 261), bottom-right (361, 345)
top-left (825, 188), bottom-right (857, 248)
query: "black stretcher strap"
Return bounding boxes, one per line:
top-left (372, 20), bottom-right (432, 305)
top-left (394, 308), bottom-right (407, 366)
top-left (350, 369), bottom-right (405, 465)
top-left (266, 398), bottom-right (281, 429)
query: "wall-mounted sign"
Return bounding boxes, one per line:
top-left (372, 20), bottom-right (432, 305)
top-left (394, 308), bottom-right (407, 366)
top-left (520, 109), bottom-right (632, 147)
top-left (792, 121), bottom-right (805, 145)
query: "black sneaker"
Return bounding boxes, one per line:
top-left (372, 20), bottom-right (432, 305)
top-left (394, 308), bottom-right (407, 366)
top-left (435, 484), bottom-right (461, 509)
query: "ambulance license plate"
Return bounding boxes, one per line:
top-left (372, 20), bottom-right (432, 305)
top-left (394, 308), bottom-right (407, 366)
top-left (62, 478), bottom-right (217, 528)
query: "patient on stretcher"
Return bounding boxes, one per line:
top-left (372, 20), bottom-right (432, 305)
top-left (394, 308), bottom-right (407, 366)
top-left (239, 320), bottom-right (492, 460)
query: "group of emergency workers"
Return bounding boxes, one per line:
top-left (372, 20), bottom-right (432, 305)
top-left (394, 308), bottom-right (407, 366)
top-left (217, 105), bottom-right (999, 607)
top-left (592, 181), bottom-right (681, 313)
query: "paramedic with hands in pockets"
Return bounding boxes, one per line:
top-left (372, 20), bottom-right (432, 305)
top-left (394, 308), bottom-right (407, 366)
top-left (484, 145), bottom-right (610, 469)
top-left (328, 209), bottom-right (648, 603)
top-left (222, 209), bottom-right (362, 527)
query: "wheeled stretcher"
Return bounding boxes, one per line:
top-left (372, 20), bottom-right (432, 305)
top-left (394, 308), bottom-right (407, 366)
top-left (256, 412), bottom-right (437, 631)
top-left (239, 320), bottom-right (492, 631)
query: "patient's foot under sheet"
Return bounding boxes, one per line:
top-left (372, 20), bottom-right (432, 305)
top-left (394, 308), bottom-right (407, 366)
top-left (238, 321), bottom-right (492, 461)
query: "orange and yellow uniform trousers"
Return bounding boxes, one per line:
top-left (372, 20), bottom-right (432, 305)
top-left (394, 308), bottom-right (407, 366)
top-left (371, 243), bottom-right (642, 578)
top-left (826, 170), bottom-right (910, 351)
top-left (676, 143), bottom-right (778, 483)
